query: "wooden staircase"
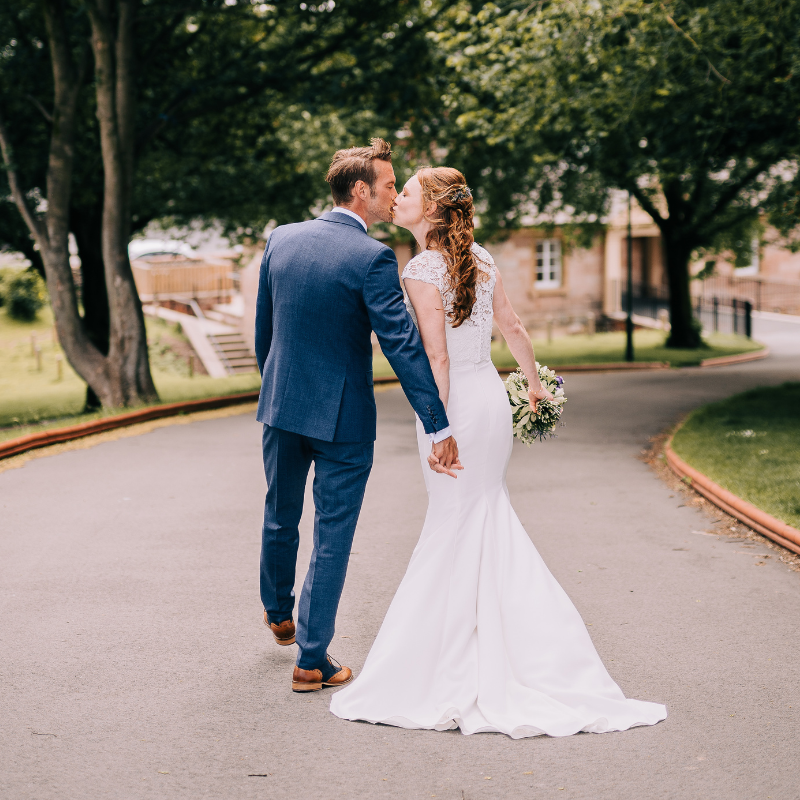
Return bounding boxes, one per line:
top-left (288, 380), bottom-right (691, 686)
top-left (209, 332), bottom-right (258, 374)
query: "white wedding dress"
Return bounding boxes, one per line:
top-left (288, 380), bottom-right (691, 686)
top-left (329, 244), bottom-right (667, 738)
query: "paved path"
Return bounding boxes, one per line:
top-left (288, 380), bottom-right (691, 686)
top-left (2, 320), bottom-right (799, 800)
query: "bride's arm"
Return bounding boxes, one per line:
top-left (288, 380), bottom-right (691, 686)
top-left (492, 269), bottom-right (553, 405)
top-left (404, 279), bottom-right (450, 410)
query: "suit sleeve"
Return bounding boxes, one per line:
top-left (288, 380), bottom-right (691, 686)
top-left (254, 240), bottom-right (273, 375)
top-left (363, 247), bottom-right (449, 435)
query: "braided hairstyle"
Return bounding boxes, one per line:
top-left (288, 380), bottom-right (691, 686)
top-left (418, 167), bottom-right (483, 328)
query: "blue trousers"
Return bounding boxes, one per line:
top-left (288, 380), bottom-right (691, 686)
top-left (260, 424), bottom-right (373, 672)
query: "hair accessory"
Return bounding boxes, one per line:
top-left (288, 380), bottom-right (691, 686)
top-left (450, 186), bottom-right (472, 203)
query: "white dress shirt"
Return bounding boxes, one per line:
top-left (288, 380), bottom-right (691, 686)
top-left (331, 206), bottom-right (368, 231)
top-left (429, 426), bottom-right (453, 444)
top-left (331, 208), bottom-right (451, 444)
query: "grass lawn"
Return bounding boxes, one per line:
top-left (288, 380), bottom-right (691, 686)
top-left (671, 383), bottom-right (800, 529)
top-left (373, 329), bottom-right (764, 378)
top-left (0, 306), bottom-right (260, 442)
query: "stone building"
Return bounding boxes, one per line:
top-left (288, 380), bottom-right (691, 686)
top-left (240, 199), bottom-right (800, 354)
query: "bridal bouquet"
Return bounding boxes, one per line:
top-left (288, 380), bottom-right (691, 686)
top-left (505, 364), bottom-right (567, 444)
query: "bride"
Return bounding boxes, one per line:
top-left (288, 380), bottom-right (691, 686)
top-left (329, 167), bottom-right (667, 738)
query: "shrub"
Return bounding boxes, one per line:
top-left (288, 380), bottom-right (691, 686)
top-left (7, 270), bottom-right (47, 321)
top-left (0, 267), bottom-right (15, 307)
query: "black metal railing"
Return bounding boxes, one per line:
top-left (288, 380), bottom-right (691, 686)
top-left (694, 296), bottom-right (752, 337)
top-left (620, 282), bottom-right (753, 337)
top-left (696, 274), bottom-right (800, 315)
top-left (620, 281), bottom-right (670, 320)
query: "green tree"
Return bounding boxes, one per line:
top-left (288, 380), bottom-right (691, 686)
top-left (432, 0), bottom-right (800, 347)
top-left (0, 0), bottom-right (439, 407)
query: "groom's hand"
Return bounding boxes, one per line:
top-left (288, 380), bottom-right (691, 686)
top-left (428, 436), bottom-right (463, 479)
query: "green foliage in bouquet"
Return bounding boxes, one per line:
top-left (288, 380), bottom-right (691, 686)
top-left (505, 365), bottom-right (567, 445)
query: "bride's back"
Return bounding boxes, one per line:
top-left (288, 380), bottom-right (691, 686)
top-left (402, 243), bottom-right (496, 366)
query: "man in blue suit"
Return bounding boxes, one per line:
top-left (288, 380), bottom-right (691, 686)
top-left (255, 138), bottom-right (461, 692)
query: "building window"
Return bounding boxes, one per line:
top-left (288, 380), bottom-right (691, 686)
top-left (535, 239), bottom-right (562, 288)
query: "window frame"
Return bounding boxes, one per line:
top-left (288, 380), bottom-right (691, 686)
top-left (534, 238), bottom-right (563, 289)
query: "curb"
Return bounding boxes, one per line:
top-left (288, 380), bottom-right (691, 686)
top-left (537, 361), bottom-right (669, 373)
top-left (0, 392), bottom-right (260, 461)
top-left (665, 437), bottom-right (800, 556)
top-left (699, 347), bottom-right (769, 367)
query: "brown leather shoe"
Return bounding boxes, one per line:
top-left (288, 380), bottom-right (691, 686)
top-left (291, 658), bottom-right (353, 693)
top-left (264, 611), bottom-right (295, 646)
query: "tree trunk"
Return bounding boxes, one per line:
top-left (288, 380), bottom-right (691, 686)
top-left (662, 232), bottom-right (702, 348)
top-left (88, 0), bottom-right (157, 406)
top-left (1, 0), bottom-right (157, 410)
top-left (38, 1), bottom-right (112, 398)
top-left (71, 207), bottom-right (109, 410)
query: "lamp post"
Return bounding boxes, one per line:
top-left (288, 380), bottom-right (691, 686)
top-left (625, 191), bottom-right (634, 362)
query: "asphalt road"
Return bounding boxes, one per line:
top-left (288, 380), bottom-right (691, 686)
top-left (1, 318), bottom-right (798, 800)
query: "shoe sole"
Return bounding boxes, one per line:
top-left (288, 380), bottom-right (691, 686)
top-left (291, 673), bottom-right (353, 693)
top-left (292, 681), bottom-right (322, 692)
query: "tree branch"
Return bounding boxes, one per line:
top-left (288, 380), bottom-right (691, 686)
top-left (660, 4), bottom-right (731, 84)
top-left (26, 94), bottom-right (54, 124)
top-left (702, 206), bottom-right (761, 242)
top-left (116, 0), bottom-right (136, 223)
top-left (694, 160), bottom-right (770, 231)
top-left (43, 0), bottom-right (82, 250)
top-left (629, 184), bottom-right (666, 227)
top-left (0, 107), bottom-right (47, 246)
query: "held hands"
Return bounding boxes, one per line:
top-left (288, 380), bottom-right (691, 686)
top-left (427, 436), bottom-right (464, 479)
top-left (529, 383), bottom-right (554, 413)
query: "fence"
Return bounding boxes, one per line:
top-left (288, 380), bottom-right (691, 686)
top-left (131, 256), bottom-right (235, 303)
top-left (617, 280), bottom-right (753, 336)
top-left (693, 274), bottom-right (800, 316)
top-left (618, 281), bottom-right (670, 320)
top-left (694, 296), bottom-right (753, 337)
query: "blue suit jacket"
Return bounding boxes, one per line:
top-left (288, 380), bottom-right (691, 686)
top-left (255, 211), bottom-right (449, 443)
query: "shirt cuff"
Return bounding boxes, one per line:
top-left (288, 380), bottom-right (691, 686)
top-left (428, 426), bottom-right (453, 444)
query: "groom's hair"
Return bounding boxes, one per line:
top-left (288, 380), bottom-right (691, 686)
top-left (326, 138), bottom-right (392, 205)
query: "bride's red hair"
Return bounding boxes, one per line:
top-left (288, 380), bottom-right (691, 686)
top-left (418, 167), bottom-right (484, 328)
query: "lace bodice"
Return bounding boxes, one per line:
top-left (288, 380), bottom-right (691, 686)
top-left (402, 242), bottom-right (496, 366)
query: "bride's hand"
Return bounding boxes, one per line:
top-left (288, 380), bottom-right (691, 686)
top-left (528, 384), bottom-right (553, 413)
top-left (428, 436), bottom-right (463, 478)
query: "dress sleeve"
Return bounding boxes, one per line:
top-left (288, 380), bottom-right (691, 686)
top-left (401, 250), bottom-right (447, 293)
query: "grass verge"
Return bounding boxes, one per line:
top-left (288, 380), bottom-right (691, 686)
top-left (671, 383), bottom-right (800, 529)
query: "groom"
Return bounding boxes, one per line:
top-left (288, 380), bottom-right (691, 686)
top-left (255, 138), bottom-right (460, 692)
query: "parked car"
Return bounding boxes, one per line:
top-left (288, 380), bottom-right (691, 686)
top-left (128, 239), bottom-right (195, 261)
